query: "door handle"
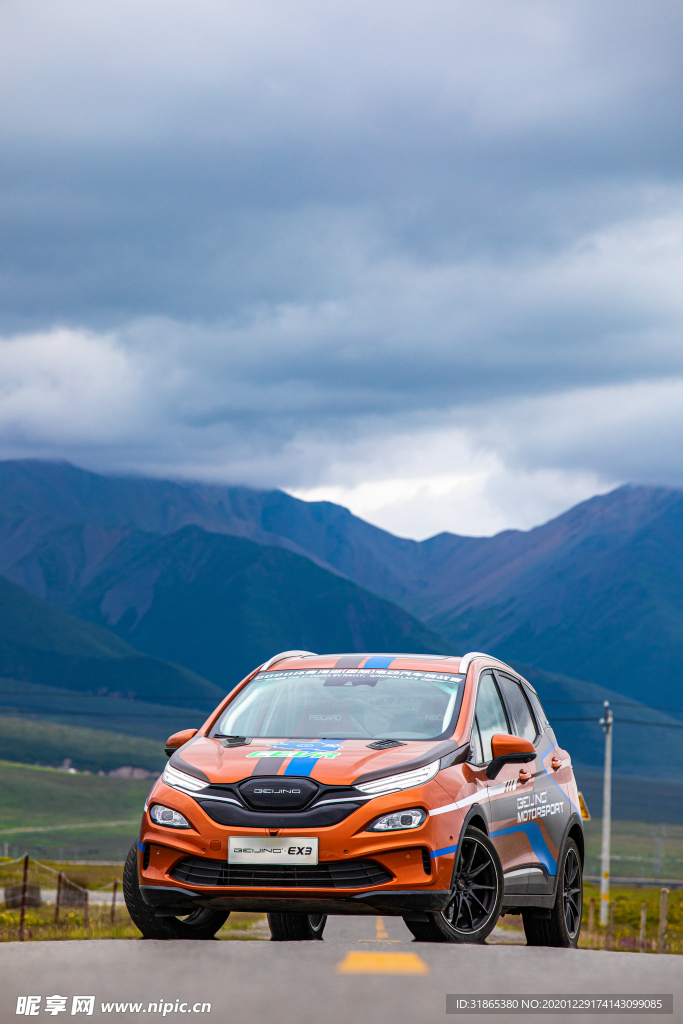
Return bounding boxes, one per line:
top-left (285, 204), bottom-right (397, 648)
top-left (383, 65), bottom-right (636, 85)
top-left (518, 768), bottom-right (531, 782)
top-left (551, 757), bottom-right (562, 771)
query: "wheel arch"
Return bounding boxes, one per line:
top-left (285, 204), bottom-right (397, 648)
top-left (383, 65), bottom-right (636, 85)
top-left (547, 813), bottom-right (584, 902)
top-left (461, 804), bottom-right (489, 837)
top-left (451, 804), bottom-right (491, 882)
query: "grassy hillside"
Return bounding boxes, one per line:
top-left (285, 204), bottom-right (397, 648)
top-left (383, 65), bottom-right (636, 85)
top-left (0, 716), bottom-right (166, 773)
top-left (0, 761), bottom-right (151, 828)
top-left (0, 572), bottom-right (222, 704)
top-left (583, 819), bottom-right (683, 882)
top-left (72, 526), bottom-right (451, 686)
top-left (0, 678), bottom-right (213, 743)
top-left (0, 761), bottom-right (149, 860)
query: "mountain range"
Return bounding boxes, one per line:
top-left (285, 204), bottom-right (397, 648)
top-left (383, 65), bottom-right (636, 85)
top-left (2, 460), bottom-right (683, 701)
top-left (1, 459), bottom-right (683, 783)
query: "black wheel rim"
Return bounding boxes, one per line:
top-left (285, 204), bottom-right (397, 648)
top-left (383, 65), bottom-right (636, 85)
top-left (442, 835), bottom-right (498, 933)
top-left (563, 849), bottom-right (582, 937)
top-left (308, 914), bottom-right (325, 931)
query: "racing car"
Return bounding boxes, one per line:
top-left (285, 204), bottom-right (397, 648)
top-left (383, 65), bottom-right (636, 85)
top-left (124, 650), bottom-right (584, 946)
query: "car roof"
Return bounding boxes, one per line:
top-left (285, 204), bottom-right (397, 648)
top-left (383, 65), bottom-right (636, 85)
top-left (265, 653), bottom-right (465, 673)
top-left (259, 651), bottom-right (535, 691)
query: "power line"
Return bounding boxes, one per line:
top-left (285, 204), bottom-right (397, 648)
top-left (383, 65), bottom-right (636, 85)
top-left (0, 708), bottom-right (205, 719)
top-left (0, 690), bottom-right (214, 708)
top-left (553, 716), bottom-right (683, 729)
top-left (544, 699), bottom-right (683, 714)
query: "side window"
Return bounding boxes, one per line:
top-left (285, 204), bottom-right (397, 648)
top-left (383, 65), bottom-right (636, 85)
top-left (497, 673), bottom-right (538, 743)
top-left (472, 672), bottom-right (509, 763)
top-left (523, 683), bottom-right (549, 729)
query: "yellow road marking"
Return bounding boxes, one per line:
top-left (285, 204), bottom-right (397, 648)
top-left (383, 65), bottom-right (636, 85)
top-left (336, 952), bottom-right (429, 975)
top-left (376, 916), bottom-right (389, 940)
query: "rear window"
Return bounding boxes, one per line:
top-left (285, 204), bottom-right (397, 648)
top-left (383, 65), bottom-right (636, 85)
top-left (213, 668), bottom-right (465, 741)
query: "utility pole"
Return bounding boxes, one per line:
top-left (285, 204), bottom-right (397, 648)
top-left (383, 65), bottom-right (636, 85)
top-left (599, 701), bottom-right (613, 926)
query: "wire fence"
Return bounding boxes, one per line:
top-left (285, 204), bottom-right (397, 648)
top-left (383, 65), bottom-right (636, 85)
top-left (0, 854), bottom-right (124, 941)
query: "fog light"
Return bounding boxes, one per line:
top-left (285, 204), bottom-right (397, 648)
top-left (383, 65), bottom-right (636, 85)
top-left (149, 804), bottom-right (191, 829)
top-left (366, 808), bottom-right (427, 831)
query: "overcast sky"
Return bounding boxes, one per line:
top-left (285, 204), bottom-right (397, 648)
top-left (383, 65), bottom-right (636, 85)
top-left (1, 0), bottom-right (683, 538)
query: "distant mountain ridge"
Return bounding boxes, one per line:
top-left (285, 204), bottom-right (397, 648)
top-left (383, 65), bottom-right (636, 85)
top-left (67, 524), bottom-right (451, 687)
top-left (2, 460), bottom-right (683, 705)
top-left (0, 572), bottom-right (221, 704)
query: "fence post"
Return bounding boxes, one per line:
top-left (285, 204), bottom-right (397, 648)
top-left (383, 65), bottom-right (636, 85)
top-left (110, 879), bottom-right (118, 924)
top-left (54, 872), bottom-right (62, 925)
top-left (657, 888), bottom-right (669, 954)
top-left (18, 853), bottom-right (29, 942)
top-left (638, 902), bottom-right (646, 953)
top-left (588, 897), bottom-right (595, 934)
top-left (84, 889), bottom-right (89, 927)
top-left (605, 900), bottom-right (614, 951)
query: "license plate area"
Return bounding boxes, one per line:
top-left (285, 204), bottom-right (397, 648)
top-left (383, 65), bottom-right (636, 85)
top-left (228, 836), bottom-right (319, 865)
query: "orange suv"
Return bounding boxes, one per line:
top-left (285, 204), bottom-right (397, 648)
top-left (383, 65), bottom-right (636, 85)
top-left (124, 651), bottom-right (583, 945)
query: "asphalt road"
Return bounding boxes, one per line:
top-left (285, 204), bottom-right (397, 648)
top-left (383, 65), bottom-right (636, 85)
top-left (1, 915), bottom-right (680, 1024)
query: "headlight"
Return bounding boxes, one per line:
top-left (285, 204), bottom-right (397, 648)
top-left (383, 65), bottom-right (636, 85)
top-left (162, 763), bottom-right (207, 793)
top-left (149, 804), bottom-right (192, 829)
top-left (367, 808), bottom-right (427, 832)
top-left (355, 759), bottom-right (440, 796)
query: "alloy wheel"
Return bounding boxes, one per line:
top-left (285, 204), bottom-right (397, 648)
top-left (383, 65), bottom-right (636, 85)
top-left (442, 833), bottom-right (498, 933)
top-left (562, 848), bottom-right (582, 937)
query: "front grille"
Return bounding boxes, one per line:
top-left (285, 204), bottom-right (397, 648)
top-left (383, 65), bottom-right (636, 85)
top-left (196, 799), bottom-right (362, 829)
top-left (169, 856), bottom-right (393, 889)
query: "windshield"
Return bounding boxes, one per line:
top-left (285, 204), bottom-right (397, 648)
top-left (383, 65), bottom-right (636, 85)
top-left (213, 668), bottom-right (465, 741)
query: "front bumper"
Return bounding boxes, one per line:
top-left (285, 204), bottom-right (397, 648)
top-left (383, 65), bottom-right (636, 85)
top-left (138, 776), bottom-right (464, 916)
top-left (140, 883), bottom-right (452, 917)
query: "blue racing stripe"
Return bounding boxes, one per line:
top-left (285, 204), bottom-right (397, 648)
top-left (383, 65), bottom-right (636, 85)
top-left (137, 840), bottom-right (146, 852)
top-left (430, 843), bottom-right (458, 859)
top-left (364, 656), bottom-right (395, 668)
top-left (283, 758), bottom-right (320, 776)
top-left (490, 822), bottom-right (557, 876)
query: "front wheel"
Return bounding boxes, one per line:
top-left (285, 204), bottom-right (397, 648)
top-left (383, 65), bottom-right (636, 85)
top-left (403, 826), bottom-right (503, 943)
top-left (123, 844), bottom-right (229, 940)
top-left (267, 912), bottom-right (327, 940)
top-left (523, 837), bottom-right (583, 947)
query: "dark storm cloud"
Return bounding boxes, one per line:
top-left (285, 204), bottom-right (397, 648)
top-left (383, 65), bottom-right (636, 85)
top-left (1, 0), bottom-right (683, 535)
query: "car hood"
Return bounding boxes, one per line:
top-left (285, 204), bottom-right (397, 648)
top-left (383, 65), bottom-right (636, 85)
top-left (169, 735), bottom-right (461, 788)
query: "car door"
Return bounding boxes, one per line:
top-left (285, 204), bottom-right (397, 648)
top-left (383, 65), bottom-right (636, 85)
top-left (468, 671), bottom-right (527, 894)
top-left (471, 671), bottom-right (534, 896)
top-left (495, 672), bottom-right (563, 896)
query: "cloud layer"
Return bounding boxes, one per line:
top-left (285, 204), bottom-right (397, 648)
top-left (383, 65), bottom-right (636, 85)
top-left (1, 0), bottom-right (683, 535)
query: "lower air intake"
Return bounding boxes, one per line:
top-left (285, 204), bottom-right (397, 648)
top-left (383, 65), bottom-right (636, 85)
top-left (169, 856), bottom-right (392, 889)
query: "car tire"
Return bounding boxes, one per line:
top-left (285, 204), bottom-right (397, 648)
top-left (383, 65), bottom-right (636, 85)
top-left (267, 912), bottom-right (327, 940)
top-left (123, 843), bottom-right (229, 940)
top-left (403, 826), bottom-right (503, 943)
top-left (522, 837), bottom-right (583, 948)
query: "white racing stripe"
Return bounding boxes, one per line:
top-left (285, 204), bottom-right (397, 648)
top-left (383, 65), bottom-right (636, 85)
top-left (430, 781), bottom-right (509, 817)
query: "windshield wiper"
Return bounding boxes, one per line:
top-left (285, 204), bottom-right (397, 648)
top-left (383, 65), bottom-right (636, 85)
top-left (213, 734), bottom-right (252, 747)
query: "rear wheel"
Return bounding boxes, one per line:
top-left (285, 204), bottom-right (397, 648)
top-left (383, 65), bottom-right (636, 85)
top-left (123, 843), bottom-right (229, 940)
top-left (523, 838), bottom-right (583, 948)
top-left (403, 826), bottom-right (503, 943)
top-left (267, 912), bottom-right (327, 940)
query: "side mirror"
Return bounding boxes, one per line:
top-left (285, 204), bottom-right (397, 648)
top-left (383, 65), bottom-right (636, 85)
top-left (486, 733), bottom-right (535, 780)
top-left (165, 728), bottom-right (198, 758)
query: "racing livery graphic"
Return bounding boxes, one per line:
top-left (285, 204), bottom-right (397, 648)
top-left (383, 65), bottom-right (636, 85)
top-left (124, 651), bottom-right (584, 945)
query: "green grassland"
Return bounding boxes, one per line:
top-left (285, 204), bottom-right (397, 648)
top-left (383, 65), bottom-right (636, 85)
top-left (583, 819), bottom-right (683, 881)
top-left (0, 761), bottom-right (150, 860)
top-left (0, 716), bottom-right (166, 773)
